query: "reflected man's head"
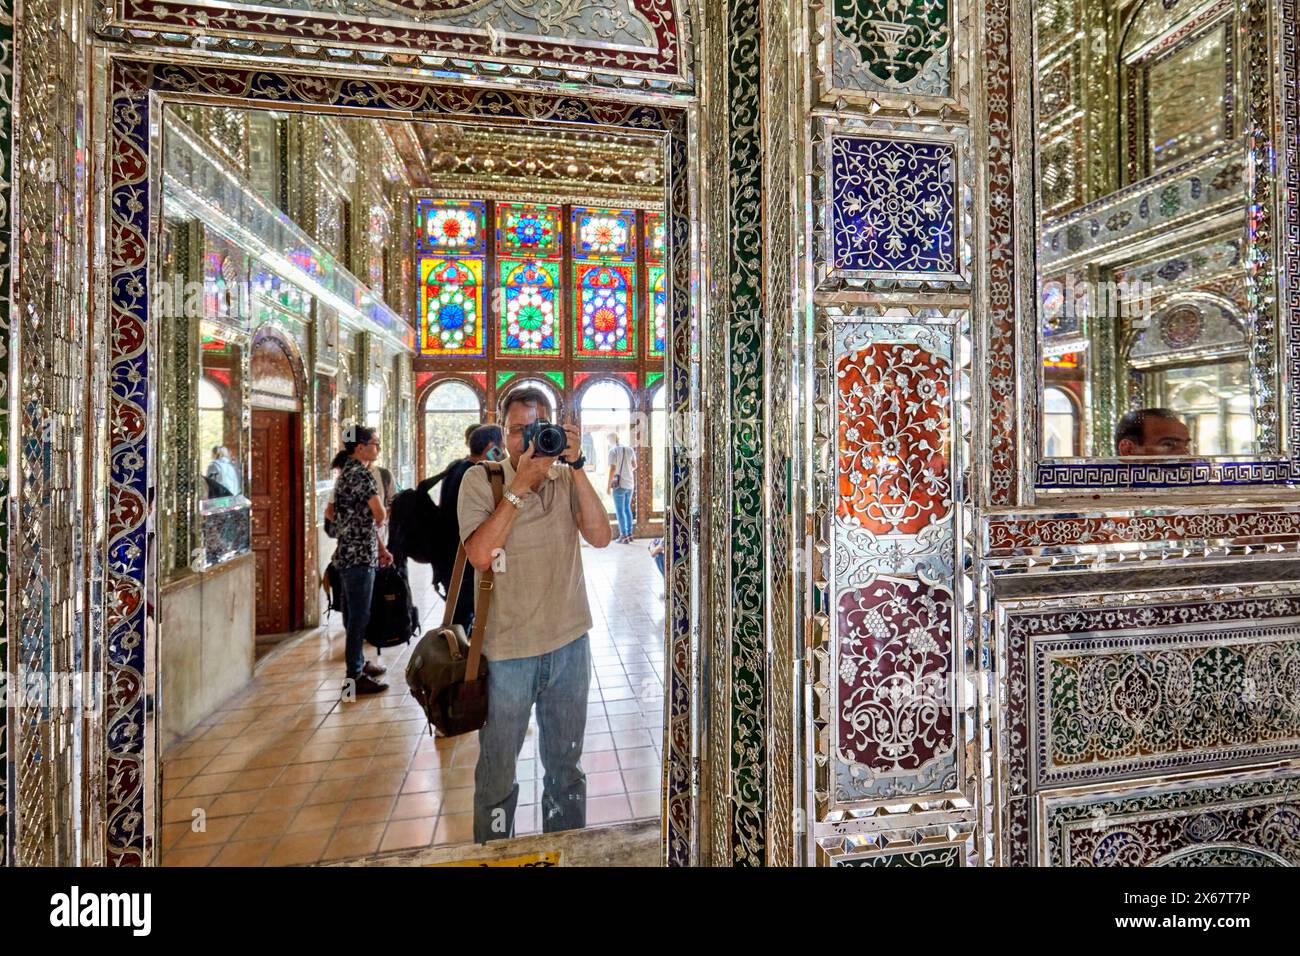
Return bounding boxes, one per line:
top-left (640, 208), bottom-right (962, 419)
top-left (1115, 408), bottom-right (1192, 457)
top-left (500, 387), bottom-right (555, 465)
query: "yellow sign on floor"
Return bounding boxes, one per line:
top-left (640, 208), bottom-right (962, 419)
top-left (427, 851), bottom-right (561, 868)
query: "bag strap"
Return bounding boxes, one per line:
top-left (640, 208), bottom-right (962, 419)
top-left (465, 463), bottom-right (505, 682)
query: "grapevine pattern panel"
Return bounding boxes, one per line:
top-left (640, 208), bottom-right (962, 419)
top-left (829, 320), bottom-right (963, 806)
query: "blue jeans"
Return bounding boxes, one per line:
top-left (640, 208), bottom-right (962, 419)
top-left (612, 487), bottom-right (634, 538)
top-left (339, 566), bottom-right (374, 680)
top-left (474, 633), bottom-right (591, 844)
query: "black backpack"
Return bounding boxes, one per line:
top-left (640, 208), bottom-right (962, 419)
top-left (387, 463), bottom-right (463, 597)
top-left (365, 565), bottom-right (420, 651)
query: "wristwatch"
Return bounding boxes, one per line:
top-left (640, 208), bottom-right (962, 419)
top-left (503, 489), bottom-right (525, 510)
top-left (566, 455), bottom-right (586, 469)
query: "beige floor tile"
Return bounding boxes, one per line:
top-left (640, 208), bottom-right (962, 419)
top-left (346, 795), bottom-right (397, 824)
top-left (163, 845), bottom-right (221, 867)
top-left (621, 766), bottom-right (660, 792)
top-left (254, 783), bottom-right (315, 812)
top-left (587, 770), bottom-right (625, 797)
top-left (629, 791), bottom-right (661, 819)
top-left (380, 817), bottom-right (435, 853)
top-left (438, 788), bottom-right (475, 815)
top-left (305, 777), bottom-right (359, 806)
top-left (323, 824), bottom-right (386, 862)
top-left (278, 762), bottom-right (330, 786)
top-left (351, 771), bottom-right (407, 799)
top-left (212, 838), bottom-right (277, 867)
top-left (587, 794), bottom-right (632, 825)
top-left (235, 809), bottom-right (297, 841)
top-left (166, 756), bottom-right (213, 778)
top-left (432, 812), bottom-right (474, 846)
top-left (171, 814), bottom-right (248, 850)
top-left (391, 791), bottom-right (442, 820)
top-left (321, 756), bottom-right (373, 781)
top-left (208, 790), bottom-right (267, 818)
top-left (266, 830), bottom-right (332, 866)
top-left (287, 801), bottom-right (348, 834)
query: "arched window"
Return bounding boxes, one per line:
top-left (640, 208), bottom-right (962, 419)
top-left (650, 385), bottom-right (667, 515)
top-left (197, 377), bottom-right (228, 497)
top-left (579, 380), bottom-right (634, 515)
top-left (1042, 387), bottom-right (1079, 458)
top-left (423, 380), bottom-right (481, 477)
top-left (497, 377), bottom-right (561, 422)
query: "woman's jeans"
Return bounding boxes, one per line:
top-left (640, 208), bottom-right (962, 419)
top-left (612, 487), bottom-right (634, 538)
top-left (473, 633), bottom-right (591, 844)
top-left (339, 565), bottom-right (375, 680)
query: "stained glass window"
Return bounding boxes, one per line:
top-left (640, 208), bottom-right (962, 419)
top-left (497, 203), bottom-right (562, 258)
top-left (416, 199), bottom-right (486, 255)
top-left (646, 212), bottom-right (666, 263)
top-left (499, 259), bottom-right (561, 355)
top-left (573, 207), bottom-right (637, 261)
top-left (648, 265), bottom-right (667, 357)
top-left (575, 263), bottom-right (636, 357)
top-left (420, 257), bottom-right (484, 355)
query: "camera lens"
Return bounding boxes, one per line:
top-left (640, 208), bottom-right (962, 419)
top-left (537, 424), bottom-right (567, 457)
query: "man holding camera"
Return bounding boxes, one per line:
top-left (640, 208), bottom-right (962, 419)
top-left (457, 387), bottom-right (613, 844)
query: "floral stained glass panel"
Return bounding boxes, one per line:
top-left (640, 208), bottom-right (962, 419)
top-left (573, 207), bottom-right (637, 261)
top-left (416, 199), bottom-right (486, 255)
top-left (646, 212), bottom-right (666, 262)
top-left (497, 203), bottom-right (563, 259)
top-left (499, 259), bottom-right (562, 355)
top-left (575, 263), bottom-right (636, 357)
top-left (648, 265), bottom-right (667, 357)
top-left (420, 257), bottom-right (484, 355)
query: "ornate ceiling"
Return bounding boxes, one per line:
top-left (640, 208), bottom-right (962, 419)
top-left (383, 120), bottom-right (667, 209)
top-left (100, 0), bottom-right (694, 89)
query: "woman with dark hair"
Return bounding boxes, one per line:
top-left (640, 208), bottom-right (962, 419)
top-left (325, 423), bottom-right (394, 695)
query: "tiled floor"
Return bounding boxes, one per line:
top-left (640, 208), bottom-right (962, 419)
top-left (160, 537), bottom-right (666, 867)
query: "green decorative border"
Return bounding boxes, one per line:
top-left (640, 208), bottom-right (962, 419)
top-left (727, 0), bottom-right (767, 865)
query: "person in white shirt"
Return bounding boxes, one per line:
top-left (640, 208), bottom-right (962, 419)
top-left (205, 445), bottom-right (241, 498)
top-left (606, 433), bottom-right (636, 543)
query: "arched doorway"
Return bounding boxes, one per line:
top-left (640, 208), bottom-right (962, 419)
top-left (422, 378), bottom-right (482, 477)
top-left (249, 331), bottom-right (306, 634)
top-left (578, 379), bottom-right (635, 518)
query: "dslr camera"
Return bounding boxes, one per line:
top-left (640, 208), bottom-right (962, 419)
top-left (522, 420), bottom-right (568, 458)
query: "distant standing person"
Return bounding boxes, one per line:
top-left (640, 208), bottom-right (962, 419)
top-left (607, 432), bottom-right (637, 543)
top-left (325, 424), bottom-right (394, 695)
top-left (205, 445), bottom-right (241, 498)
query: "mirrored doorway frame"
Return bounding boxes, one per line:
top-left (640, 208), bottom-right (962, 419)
top-left (95, 49), bottom-right (704, 868)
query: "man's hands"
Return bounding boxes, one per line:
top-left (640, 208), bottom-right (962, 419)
top-left (378, 542), bottom-right (394, 568)
top-left (510, 444), bottom-right (557, 496)
top-left (561, 423), bottom-right (582, 464)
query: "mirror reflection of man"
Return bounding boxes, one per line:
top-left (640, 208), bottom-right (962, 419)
top-left (1115, 408), bottom-right (1192, 457)
top-left (458, 387), bottom-right (612, 845)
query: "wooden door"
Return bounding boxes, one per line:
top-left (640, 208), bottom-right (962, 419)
top-left (251, 409), bottom-right (296, 634)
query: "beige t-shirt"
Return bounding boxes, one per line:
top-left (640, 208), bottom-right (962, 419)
top-left (456, 459), bottom-right (593, 662)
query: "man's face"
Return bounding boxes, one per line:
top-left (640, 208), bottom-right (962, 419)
top-left (1119, 415), bottom-right (1192, 456)
top-left (502, 400), bottom-right (545, 465)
